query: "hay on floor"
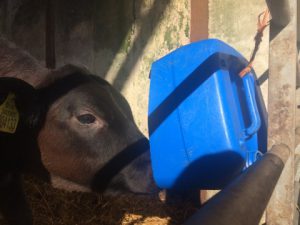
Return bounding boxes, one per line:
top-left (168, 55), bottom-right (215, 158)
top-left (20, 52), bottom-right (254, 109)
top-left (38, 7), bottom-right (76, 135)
top-left (0, 176), bottom-right (196, 225)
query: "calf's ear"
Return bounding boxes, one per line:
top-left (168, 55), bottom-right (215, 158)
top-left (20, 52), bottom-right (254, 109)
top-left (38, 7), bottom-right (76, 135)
top-left (0, 77), bottom-right (41, 130)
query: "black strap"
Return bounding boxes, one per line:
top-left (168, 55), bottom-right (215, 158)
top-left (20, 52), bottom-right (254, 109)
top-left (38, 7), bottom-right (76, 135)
top-left (91, 138), bottom-right (149, 192)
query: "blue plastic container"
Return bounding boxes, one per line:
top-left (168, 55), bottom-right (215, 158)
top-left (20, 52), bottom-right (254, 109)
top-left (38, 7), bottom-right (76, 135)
top-left (148, 39), bottom-right (267, 190)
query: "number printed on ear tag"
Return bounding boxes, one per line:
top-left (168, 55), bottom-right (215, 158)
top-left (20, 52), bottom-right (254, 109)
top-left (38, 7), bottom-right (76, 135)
top-left (0, 93), bottom-right (19, 134)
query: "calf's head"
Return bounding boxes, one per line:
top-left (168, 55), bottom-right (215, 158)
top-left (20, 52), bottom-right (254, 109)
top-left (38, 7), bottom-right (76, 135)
top-left (37, 73), bottom-right (157, 195)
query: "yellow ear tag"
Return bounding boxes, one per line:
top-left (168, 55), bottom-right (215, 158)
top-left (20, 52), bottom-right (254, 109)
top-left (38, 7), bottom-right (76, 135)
top-left (0, 93), bottom-right (19, 134)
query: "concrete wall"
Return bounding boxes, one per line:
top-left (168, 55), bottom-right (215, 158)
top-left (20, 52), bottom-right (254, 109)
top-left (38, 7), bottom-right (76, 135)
top-left (0, 0), bottom-right (190, 135)
top-left (101, 1), bottom-right (190, 134)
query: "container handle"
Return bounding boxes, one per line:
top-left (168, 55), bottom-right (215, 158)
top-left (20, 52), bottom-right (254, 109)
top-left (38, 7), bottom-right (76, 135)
top-left (242, 73), bottom-right (261, 138)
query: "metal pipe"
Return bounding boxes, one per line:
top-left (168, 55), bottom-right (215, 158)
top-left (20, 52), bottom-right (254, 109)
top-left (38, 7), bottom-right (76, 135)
top-left (183, 144), bottom-right (290, 225)
top-left (266, 0), bottom-right (291, 27)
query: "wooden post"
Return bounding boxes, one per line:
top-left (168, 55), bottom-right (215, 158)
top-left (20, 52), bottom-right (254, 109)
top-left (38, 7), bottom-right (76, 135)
top-left (190, 0), bottom-right (208, 42)
top-left (266, 0), bottom-right (297, 224)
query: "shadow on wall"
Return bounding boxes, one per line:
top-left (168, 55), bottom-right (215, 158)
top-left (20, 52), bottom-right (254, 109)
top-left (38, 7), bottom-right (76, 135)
top-left (110, 0), bottom-right (172, 90)
top-left (1, 0), bottom-right (172, 92)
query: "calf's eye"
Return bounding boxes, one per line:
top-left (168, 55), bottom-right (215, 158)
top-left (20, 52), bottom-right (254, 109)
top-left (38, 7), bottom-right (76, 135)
top-left (77, 114), bottom-right (96, 124)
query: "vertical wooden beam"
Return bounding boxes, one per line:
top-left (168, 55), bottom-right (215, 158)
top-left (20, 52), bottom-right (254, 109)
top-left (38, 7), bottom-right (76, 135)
top-left (46, 0), bottom-right (56, 69)
top-left (190, 0), bottom-right (208, 42)
top-left (190, 0), bottom-right (214, 205)
top-left (266, 0), bottom-right (297, 224)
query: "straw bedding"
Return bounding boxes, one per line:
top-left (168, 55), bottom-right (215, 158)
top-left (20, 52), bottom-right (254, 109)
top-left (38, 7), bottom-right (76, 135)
top-left (0, 176), bottom-right (196, 225)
